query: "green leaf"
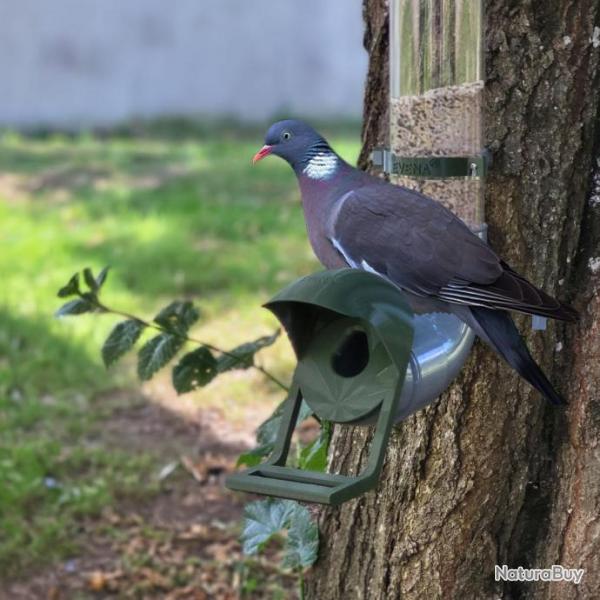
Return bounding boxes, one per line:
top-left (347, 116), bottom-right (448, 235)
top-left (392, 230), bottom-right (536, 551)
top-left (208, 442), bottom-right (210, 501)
top-left (255, 401), bottom-right (285, 447)
top-left (83, 267), bottom-right (97, 291)
top-left (241, 500), bottom-right (319, 569)
top-left (95, 266), bottom-right (110, 289)
top-left (57, 273), bottom-right (80, 298)
top-left (102, 319), bottom-right (145, 368)
top-left (154, 301), bottom-right (200, 335)
top-left (55, 298), bottom-right (93, 317)
top-left (217, 330), bottom-right (280, 373)
top-left (256, 398), bottom-right (312, 448)
top-left (137, 333), bottom-right (184, 381)
top-left (172, 346), bottom-right (218, 394)
top-left (237, 399), bottom-right (313, 467)
top-left (80, 291), bottom-right (99, 303)
top-left (241, 499), bottom-right (296, 555)
top-left (298, 421), bottom-right (331, 472)
top-left (298, 401), bottom-right (313, 423)
top-left (282, 503), bottom-right (319, 569)
top-left (236, 444), bottom-right (274, 468)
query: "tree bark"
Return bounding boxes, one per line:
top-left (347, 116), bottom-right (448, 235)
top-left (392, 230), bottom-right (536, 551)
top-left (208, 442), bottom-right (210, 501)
top-left (307, 1), bottom-right (600, 599)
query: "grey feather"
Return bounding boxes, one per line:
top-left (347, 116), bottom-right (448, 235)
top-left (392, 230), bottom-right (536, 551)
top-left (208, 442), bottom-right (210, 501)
top-left (329, 181), bottom-right (577, 322)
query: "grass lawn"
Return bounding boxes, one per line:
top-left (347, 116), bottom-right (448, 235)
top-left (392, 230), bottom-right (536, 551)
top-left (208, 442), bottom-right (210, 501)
top-left (0, 122), bottom-right (361, 579)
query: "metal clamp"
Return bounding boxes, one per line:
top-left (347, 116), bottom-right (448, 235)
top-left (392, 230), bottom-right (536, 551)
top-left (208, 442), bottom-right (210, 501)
top-left (371, 148), bottom-right (489, 179)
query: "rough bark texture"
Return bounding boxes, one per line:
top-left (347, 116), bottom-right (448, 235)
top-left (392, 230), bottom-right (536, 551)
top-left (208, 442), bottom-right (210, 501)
top-left (307, 1), bottom-right (600, 599)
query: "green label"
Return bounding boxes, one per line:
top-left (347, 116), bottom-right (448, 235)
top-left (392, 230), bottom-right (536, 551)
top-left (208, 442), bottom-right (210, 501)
top-left (395, 157), bottom-right (440, 177)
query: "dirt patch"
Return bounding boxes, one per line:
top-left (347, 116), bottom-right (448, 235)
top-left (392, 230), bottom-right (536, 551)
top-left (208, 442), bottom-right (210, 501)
top-left (2, 392), bottom-right (296, 600)
top-left (0, 173), bottom-right (27, 203)
top-left (26, 165), bottom-right (113, 194)
top-left (0, 162), bottom-right (191, 205)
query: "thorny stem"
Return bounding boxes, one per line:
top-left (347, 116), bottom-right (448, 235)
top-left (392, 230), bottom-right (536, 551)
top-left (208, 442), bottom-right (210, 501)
top-left (85, 295), bottom-right (290, 391)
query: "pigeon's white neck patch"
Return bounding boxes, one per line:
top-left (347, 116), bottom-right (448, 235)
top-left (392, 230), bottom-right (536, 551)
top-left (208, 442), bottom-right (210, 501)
top-left (302, 152), bottom-right (338, 180)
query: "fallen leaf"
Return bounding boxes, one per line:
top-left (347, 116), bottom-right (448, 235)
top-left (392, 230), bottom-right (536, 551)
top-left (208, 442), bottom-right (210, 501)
top-left (138, 567), bottom-right (171, 589)
top-left (180, 454), bottom-right (232, 484)
top-left (88, 571), bottom-right (107, 592)
top-left (177, 523), bottom-right (210, 540)
top-left (165, 586), bottom-right (208, 600)
top-left (205, 539), bottom-right (237, 562)
top-left (87, 570), bottom-right (122, 592)
top-left (180, 455), bottom-right (205, 483)
top-left (158, 461), bottom-right (179, 481)
top-left (47, 586), bottom-right (61, 600)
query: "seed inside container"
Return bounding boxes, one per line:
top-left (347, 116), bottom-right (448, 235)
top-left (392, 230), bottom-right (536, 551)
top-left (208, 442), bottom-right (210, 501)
top-left (390, 80), bottom-right (484, 227)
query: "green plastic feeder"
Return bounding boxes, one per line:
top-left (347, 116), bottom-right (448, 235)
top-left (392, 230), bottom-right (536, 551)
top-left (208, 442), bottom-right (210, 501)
top-left (225, 269), bottom-right (414, 505)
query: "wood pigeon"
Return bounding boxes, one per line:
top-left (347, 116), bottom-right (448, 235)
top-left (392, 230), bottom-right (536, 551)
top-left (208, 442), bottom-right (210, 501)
top-left (253, 119), bottom-right (578, 405)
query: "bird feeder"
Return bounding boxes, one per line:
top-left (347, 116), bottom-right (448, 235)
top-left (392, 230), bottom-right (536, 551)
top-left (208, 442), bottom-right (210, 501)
top-left (375, 0), bottom-right (485, 228)
top-left (226, 269), bottom-right (414, 505)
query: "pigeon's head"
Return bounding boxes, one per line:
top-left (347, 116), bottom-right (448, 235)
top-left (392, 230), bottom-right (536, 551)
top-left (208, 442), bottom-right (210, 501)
top-left (253, 119), bottom-right (337, 177)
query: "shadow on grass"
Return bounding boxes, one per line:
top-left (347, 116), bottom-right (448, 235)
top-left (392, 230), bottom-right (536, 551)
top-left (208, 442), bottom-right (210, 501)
top-left (0, 307), bottom-right (114, 575)
top-left (0, 307), bottom-right (105, 408)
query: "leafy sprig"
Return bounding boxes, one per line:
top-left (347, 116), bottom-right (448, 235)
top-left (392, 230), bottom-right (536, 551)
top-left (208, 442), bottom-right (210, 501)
top-left (55, 266), bottom-right (330, 575)
top-left (55, 267), bottom-right (287, 393)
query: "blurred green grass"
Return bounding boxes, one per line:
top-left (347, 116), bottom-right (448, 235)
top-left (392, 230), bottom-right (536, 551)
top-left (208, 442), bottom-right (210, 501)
top-left (0, 123), bottom-right (361, 576)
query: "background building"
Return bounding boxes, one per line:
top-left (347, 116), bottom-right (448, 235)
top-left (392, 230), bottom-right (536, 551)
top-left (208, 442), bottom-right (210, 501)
top-left (0, 0), bottom-right (367, 128)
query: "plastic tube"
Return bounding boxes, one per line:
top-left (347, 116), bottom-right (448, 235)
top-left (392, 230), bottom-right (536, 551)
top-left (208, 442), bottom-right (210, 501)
top-left (389, 0), bottom-right (485, 421)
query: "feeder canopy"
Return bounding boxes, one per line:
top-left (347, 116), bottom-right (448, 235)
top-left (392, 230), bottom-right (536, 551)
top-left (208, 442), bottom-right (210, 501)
top-left (265, 270), bottom-right (413, 422)
top-left (266, 269), bottom-right (413, 370)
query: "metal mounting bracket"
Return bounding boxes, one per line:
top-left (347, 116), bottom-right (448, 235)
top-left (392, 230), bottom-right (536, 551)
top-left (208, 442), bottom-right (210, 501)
top-left (371, 148), bottom-right (490, 179)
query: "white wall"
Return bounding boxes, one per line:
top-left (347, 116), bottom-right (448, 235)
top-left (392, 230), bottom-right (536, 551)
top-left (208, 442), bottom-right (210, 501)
top-left (0, 0), bottom-right (368, 127)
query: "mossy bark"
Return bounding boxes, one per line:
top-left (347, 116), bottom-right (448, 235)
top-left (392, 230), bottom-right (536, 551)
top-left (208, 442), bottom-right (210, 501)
top-left (307, 1), bottom-right (600, 598)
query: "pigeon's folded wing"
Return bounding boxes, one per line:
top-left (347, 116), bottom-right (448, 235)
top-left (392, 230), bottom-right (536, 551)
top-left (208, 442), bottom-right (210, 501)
top-left (329, 183), bottom-right (577, 321)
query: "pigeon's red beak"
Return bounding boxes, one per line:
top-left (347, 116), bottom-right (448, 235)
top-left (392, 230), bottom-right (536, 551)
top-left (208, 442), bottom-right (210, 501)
top-left (252, 145), bottom-right (273, 164)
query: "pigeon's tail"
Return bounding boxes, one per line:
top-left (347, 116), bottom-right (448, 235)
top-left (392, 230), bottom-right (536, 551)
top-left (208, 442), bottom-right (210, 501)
top-left (439, 264), bottom-right (579, 323)
top-left (468, 306), bottom-right (566, 405)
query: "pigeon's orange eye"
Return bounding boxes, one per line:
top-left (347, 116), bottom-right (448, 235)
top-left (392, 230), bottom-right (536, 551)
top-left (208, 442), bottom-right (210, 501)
top-left (282, 131), bottom-right (292, 141)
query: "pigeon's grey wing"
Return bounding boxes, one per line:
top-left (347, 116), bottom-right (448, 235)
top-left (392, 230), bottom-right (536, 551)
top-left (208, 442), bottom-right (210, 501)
top-left (439, 260), bottom-right (578, 320)
top-left (329, 183), bottom-right (501, 296)
top-left (330, 183), bottom-right (578, 321)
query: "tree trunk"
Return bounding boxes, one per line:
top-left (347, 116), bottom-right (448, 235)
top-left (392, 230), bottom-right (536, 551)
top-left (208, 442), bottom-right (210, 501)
top-left (307, 1), bottom-right (600, 598)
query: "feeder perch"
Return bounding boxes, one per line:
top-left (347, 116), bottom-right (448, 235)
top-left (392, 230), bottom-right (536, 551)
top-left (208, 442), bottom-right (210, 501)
top-left (225, 269), bottom-right (414, 505)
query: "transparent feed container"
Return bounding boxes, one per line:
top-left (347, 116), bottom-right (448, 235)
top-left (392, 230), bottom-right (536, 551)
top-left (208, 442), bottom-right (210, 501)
top-left (390, 0), bottom-right (484, 227)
